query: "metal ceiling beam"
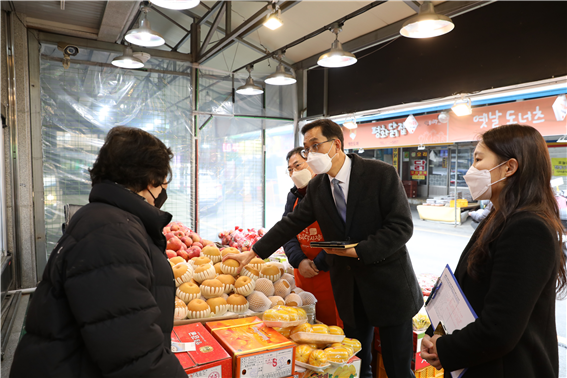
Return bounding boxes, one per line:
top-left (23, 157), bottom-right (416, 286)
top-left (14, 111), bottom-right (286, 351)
top-left (198, 1), bottom-right (300, 65)
top-left (225, 1), bottom-right (231, 34)
top-left (233, 1), bottom-right (387, 73)
top-left (97, 1), bottom-right (139, 43)
top-left (37, 31), bottom-right (192, 62)
top-left (403, 0), bottom-right (421, 12)
top-left (197, 3), bottom-right (272, 64)
top-left (293, 1), bottom-right (495, 71)
top-left (197, 1), bottom-right (223, 26)
top-left (200, 2), bottom-right (226, 55)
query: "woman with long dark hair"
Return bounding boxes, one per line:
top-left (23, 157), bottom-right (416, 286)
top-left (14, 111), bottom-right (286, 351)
top-left (421, 124), bottom-right (566, 377)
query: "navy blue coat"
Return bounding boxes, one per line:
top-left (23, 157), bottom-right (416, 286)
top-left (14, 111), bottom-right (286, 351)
top-left (282, 186), bottom-right (329, 271)
top-left (10, 181), bottom-right (186, 378)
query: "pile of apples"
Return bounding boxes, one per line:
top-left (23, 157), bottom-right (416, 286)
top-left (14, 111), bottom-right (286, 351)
top-left (218, 227), bottom-right (266, 252)
top-left (163, 221), bottom-right (215, 261)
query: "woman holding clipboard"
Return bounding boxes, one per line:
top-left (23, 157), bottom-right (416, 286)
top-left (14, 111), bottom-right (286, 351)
top-left (421, 124), bottom-right (566, 377)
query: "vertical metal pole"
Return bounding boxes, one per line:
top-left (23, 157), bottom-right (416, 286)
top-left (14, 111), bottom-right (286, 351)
top-left (191, 21), bottom-right (200, 232)
top-left (5, 12), bottom-right (20, 288)
top-left (446, 148), bottom-right (452, 195)
top-left (454, 144), bottom-right (459, 226)
top-left (28, 29), bottom-right (47, 277)
top-left (399, 148), bottom-right (404, 179)
top-left (426, 149), bottom-right (430, 199)
top-left (225, 2), bottom-right (231, 34)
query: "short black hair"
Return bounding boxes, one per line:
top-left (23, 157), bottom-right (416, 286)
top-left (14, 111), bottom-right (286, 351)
top-left (300, 119), bottom-right (344, 151)
top-left (89, 126), bottom-right (173, 192)
top-left (286, 147), bottom-right (304, 162)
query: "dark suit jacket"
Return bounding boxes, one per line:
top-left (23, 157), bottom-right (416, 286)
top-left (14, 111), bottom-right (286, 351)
top-left (433, 212), bottom-right (559, 377)
top-left (282, 187), bottom-right (329, 271)
top-left (253, 154), bottom-right (423, 326)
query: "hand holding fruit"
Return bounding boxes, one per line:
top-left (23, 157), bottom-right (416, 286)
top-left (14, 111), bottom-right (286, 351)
top-left (222, 250), bottom-right (255, 273)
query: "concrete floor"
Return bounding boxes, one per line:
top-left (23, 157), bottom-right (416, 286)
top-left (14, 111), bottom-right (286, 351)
top-left (1, 205), bottom-right (565, 376)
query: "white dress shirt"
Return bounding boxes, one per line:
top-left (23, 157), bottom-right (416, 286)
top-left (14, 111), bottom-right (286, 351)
top-left (328, 154), bottom-right (352, 204)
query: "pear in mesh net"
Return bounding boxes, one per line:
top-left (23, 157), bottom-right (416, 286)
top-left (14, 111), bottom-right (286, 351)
top-left (255, 277), bottom-right (275, 297)
top-left (274, 278), bottom-right (292, 298)
top-left (268, 295), bottom-right (285, 308)
top-left (299, 291), bottom-right (317, 305)
top-left (247, 291), bottom-right (272, 312)
top-left (281, 273), bottom-right (296, 290)
top-left (285, 293), bottom-right (303, 307)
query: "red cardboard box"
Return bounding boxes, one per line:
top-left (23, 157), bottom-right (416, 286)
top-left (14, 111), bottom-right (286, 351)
top-left (412, 350), bottom-right (430, 371)
top-left (172, 323), bottom-right (232, 378)
top-left (208, 319), bottom-right (296, 378)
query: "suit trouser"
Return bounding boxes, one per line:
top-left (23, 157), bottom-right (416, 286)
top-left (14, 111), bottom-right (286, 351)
top-left (343, 285), bottom-right (415, 378)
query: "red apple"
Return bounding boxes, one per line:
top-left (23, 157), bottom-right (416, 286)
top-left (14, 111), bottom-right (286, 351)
top-left (174, 230), bottom-right (185, 239)
top-left (164, 232), bottom-right (175, 241)
top-left (192, 242), bottom-right (203, 249)
top-left (187, 246), bottom-right (201, 259)
top-left (179, 243), bottom-right (187, 251)
top-left (171, 224), bottom-right (180, 232)
top-left (165, 250), bottom-right (177, 259)
top-left (163, 226), bottom-right (171, 234)
top-left (180, 236), bottom-right (193, 248)
top-left (177, 249), bottom-right (189, 261)
top-left (201, 239), bottom-right (214, 246)
top-left (190, 233), bottom-right (201, 243)
top-left (166, 237), bottom-right (183, 252)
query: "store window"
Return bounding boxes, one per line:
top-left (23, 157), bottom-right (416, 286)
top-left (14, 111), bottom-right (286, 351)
top-left (375, 148), bottom-right (394, 165)
top-left (265, 125), bottom-right (295, 229)
top-left (429, 149), bottom-right (449, 187)
top-left (40, 44), bottom-right (194, 258)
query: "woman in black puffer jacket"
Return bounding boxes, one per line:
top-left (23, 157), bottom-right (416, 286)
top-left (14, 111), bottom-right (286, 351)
top-left (10, 126), bottom-right (186, 378)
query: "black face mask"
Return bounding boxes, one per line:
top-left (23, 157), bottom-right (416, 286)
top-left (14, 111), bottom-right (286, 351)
top-left (149, 186), bottom-right (167, 209)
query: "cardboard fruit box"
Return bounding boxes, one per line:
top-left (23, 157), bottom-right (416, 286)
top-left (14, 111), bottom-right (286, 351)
top-left (172, 322), bottom-right (232, 377)
top-left (207, 318), bottom-right (296, 378)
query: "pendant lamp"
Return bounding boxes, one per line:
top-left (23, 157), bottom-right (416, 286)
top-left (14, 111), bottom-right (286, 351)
top-left (125, 6), bottom-right (165, 47)
top-left (317, 25), bottom-right (357, 68)
top-left (112, 46), bottom-right (144, 69)
top-left (265, 54), bottom-right (296, 85)
top-left (236, 65), bottom-right (264, 95)
top-left (400, 1), bottom-right (454, 38)
top-left (151, 0), bottom-right (200, 10)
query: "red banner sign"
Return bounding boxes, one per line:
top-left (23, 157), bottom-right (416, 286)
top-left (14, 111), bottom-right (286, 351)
top-left (343, 96), bottom-right (566, 149)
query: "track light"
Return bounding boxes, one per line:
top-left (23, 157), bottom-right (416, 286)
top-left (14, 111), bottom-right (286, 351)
top-left (151, 0), bottom-right (200, 10)
top-left (236, 65), bottom-right (264, 95)
top-left (451, 97), bottom-right (472, 116)
top-left (112, 46), bottom-right (144, 69)
top-left (317, 24), bottom-right (357, 68)
top-left (343, 115), bottom-right (357, 129)
top-left (400, 1), bottom-right (454, 39)
top-left (125, 6), bottom-right (165, 47)
top-left (265, 53), bottom-right (296, 86)
top-left (264, 3), bottom-right (283, 30)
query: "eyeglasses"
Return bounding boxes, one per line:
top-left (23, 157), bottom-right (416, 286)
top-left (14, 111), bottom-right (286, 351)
top-left (287, 161), bottom-right (307, 176)
top-left (300, 139), bottom-right (336, 159)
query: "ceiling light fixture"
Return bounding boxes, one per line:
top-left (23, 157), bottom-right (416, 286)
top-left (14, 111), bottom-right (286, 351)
top-left (112, 46), bottom-right (145, 69)
top-left (400, 1), bottom-right (454, 39)
top-left (151, 0), bottom-right (200, 10)
top-left (343, 115), bottom-right (357, 129)
top-left (265, 53), bottom-right (296, 86)
top-left (438, 111), bottom-right (449, 123)
top-left (236, 65), bottom-right (264, 95)
top-left (263, 3), bottom-right (283, 30)
top-left (125, 6), bottom-right (165, 47)
top-left (317, 24), bottom-right (357, 68)
top-left (451, 96), bottom-right (473, 116)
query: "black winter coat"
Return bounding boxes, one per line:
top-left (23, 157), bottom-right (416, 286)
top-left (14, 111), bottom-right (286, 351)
top-left (253, 154), bottom-right (423, 326)
top-left (430, 212), bottom-right (559, 377)
top-left (10, 181), bottom-right (186, 378)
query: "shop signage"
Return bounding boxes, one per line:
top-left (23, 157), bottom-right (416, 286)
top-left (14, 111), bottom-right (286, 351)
top-left (343, 96), bottom-right (566, 149)
top-left (552, 158), bottom-right (567, 176)
top-left (413, 160), bottom-right (426, 171)
top-left (393, 148), bottom-right (399, 169)
top-left (411, 170), bottom-right (427, 180)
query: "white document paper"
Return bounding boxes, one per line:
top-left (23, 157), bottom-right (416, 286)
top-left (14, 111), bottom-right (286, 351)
top-left (425, 265), bottom-right (478, 378)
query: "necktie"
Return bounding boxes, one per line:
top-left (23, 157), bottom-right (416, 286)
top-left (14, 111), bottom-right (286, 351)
top-left (332, 178), bottom-right (347, 224)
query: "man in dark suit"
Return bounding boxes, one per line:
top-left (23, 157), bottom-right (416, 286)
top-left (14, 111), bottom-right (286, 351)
top-left (225, 119), bottom-right (423, 378)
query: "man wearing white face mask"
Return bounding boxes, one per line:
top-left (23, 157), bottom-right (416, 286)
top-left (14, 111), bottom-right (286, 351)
top-left (282, 147), bottom-right (342, 327)
top-left (225, 119), bottom-right (422, 378)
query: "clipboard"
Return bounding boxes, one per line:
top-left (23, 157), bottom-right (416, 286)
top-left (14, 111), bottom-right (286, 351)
top-left (425, 265), bottom-right (477, 378)
top-left (309, 241), bottom-right (358, 249)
